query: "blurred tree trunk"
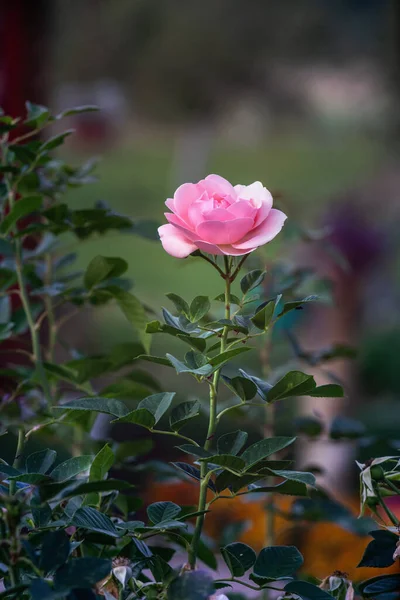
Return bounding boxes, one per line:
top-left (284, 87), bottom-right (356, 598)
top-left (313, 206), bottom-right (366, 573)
top-left (171, 119), bottom-right (214, 188)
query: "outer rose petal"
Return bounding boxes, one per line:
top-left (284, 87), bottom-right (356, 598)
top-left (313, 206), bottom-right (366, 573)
top-left (232, 208), bottom-right (287, 250)
top-left (201, 174), bottom-right (236, 197)
top-left (173, 183), bottom-right (202, 222)
top-left (196, 217), bottom-right (254, 245)
top-left (166, 212), bottom-right (198, 240)
top-left (158, 224), bottom-right (197, 258)
top-left (217, 244), bottom-right (256, 256)
top-left (234, 181), bottom-right (272, 208)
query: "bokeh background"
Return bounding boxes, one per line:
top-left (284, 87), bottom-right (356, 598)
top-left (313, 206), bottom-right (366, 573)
top-left (1, 0), bottom-right (400, 584)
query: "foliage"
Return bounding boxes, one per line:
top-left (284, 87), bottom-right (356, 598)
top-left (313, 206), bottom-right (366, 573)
top-left (0, 102), bottom-right (398, 599)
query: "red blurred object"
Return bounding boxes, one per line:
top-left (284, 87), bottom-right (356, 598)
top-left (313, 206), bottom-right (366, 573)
top-left (0, 0), bottom-right (50, 398)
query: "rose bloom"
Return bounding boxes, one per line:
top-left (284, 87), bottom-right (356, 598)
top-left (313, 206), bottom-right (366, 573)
top-left (158, 174), bottom-right (287, 258)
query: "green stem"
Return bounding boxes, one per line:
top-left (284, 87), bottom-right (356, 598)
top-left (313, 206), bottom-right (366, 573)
top-left (9, 429), bottom-right (24, 496)
top-left (188, 256), bottom-right (231, 569)
top-left (216, 400), bottom-right (266, 424)
top-left (376, 486), bottom-right (400, 526)
top-left (384, 476), bottom-right (400, 496)
top-left (151, 428), bottom-right (199, 446)
top-left (14, 239), bottom-right (52, 406)
top-left (44, 254), bottom-right (57, 363)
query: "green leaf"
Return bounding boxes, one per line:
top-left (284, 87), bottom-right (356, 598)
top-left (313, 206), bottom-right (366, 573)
top-left (89, 444), bottom-right (114, 482)
top-left (189, 296), bottom-right (211, 322)
top-left (138, 354), bottom-right (172, 367)
top-left (25, 101), bottom-right (50, 127)
top-left (217, 431), bottom-right (248, 456)
top-left (170, 400), bottom-right (201, 431)
top-left (30, 579), bottom-right (62, 600)
top-left (147, 501), bottom-right (181, 524)
top-left (251, 300), bottom-right (276, 330)
top-left (166, 353), bottom-right (212, 377)
top-left (166, 293), bottom-right (190, 317)
top-left (39, 129), bottom-right (74, 152)
top-left (71, 506), bottom-right (119, 537)
top-left (357, 530), bottom-right (398, 568)
top-left (167, 571), bottom-right (214, 600)
top-left (113, 392), bottom-right (175, 428)
top-left (56, 105), bottom-right (99, 118)
top-left (208, 347), bottom-right (251, 368)
top-left (240, 270), bottom-right (266, 294)
top-left (359, 574), bottom-right (400, 597)
top-left (199, 454), bottom-right (246, 473)
top-left (267, 469), bottom-right (316, 487)
top-left (54, 557), bottom-right (112, 591)
top-left (266, 371), bottom-right (316, 403)
top-left (57, 397), bottom-right (129, 418)
top-left (284, 581), bottom-right (335, 600)
top-left (308, 384), bottom-right (344, 398)
top-left (59, 479), bottom-right (133, 499)
top-left (172, 462), bottom-right (216, 492)
top-left (277, 295), bottom-right (318, 318)
top-left (238, 369), bottom-right (272, 401)
top-left (221, 542), bottom-right (256, 577)
top-left (26, 449), bottom-right (57, 474)
top-left (40, 531), bottom-right (70, 574)
top-left (8, 472), bottom-right (51, 484)
top-left (84, 255), bottom-right (128, 289)
top-left (215, 292), bottom-right (241, 305)
top-left (176, 334), bottom-right (206, 353)
top-left (0, 195), bottom-right (42, 235)
top-left (139, 392), bottom-right (175, 424)
top-left (247, 479), bottom-right (309, 497)
top-left (111, 289), bottom-right (150, 353)
top-left (241, 437), bottom-right (296, 471)
top-left (252, 545), bottom-right (303, 580)
top-left (222, 375), bottom-right (257, 401)
top-left (112, 408), bottom-right (155, 429)
top-left (177, 445), bottom-right (212, 459)
top-left (31, 499), bottom-right (52, 527)
top-left (50, 456), bottom-right (93, 482)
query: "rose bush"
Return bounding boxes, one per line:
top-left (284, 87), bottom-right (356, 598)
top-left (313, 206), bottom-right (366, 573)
top-left (158, 174), bottom-right (287, 257)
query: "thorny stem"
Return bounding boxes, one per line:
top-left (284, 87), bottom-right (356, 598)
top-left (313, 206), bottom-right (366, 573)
top-left (188, 256), bottom-right (232, 569)
top-left (9, 429), bottom-right (24, 496)
top-left (44, 254), bottom-right (57, 363)
top-left (376, 486), bottom-right (400, 526)
top-left (1, 142), bottom-right (53, 408)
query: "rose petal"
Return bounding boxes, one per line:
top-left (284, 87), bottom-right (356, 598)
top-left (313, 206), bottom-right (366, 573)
top-left (173, 183), bottom-right (202, 222)
top-left (232, 208), bottom-right (287, 250)
top-left (158, 224), bottom-right (197, 258)
top-left (193, 239), bottom-right (223, 255)
top-left (202, 208), bottom-right (236, 222)
top-left (217, 244), bottom-right (256, 256)
top-left (228, 200), bottom-right (257, 220)
top-left (166, 212), bottom-right (198, 240)
top-left (188, 198), bottom-right (214, 228)
top-left (165, 198), bottom-right (175, 211)
top-left (254, 196), bottom-right (273, 227)
top-left (201, 174), bottom-right (235, 197)
top-left (196, 217), bottom-right (254, 245)
top-left (234, 181), bottom-right (272, 209)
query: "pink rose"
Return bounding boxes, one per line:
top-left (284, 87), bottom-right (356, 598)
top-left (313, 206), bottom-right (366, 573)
top-left (158, 174), bottom-right (287, 258)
